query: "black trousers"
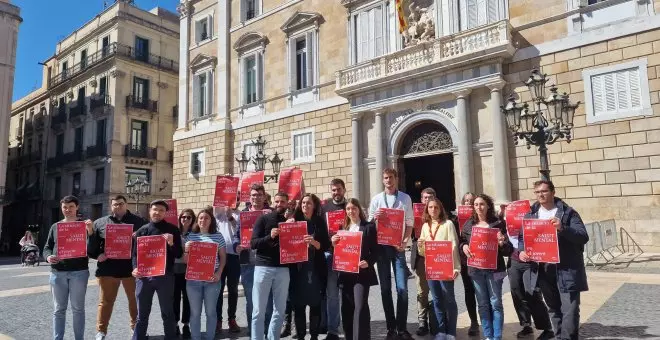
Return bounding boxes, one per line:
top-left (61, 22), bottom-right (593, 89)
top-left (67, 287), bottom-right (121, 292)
top-left (173, 273), bottom-right (190, 324)
top-left (539, 265), bottom-right (581, 340)
top-left (460, 263), bottom-right (479, 324)
top-left (341, 283), bottom-right (371, 340)
top-left (217, 254), bottom-right (241, 321)
top-left (293, 303), bottom-right (321, 339)
top-left (133, 274), bottom-right (176, 340)
top-left (508, 259), bottom-right (552, 330)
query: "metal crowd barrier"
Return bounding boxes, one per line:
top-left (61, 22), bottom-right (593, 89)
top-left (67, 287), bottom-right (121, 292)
top-left (583, 219), bottom-right (643, 267)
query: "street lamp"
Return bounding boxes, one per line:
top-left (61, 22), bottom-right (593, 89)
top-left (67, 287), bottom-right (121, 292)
top-left (125, 177), bottom-right (150, 215)
top-left (501, 70), bottom-right (580, 181)
top-left (236, 134), bottom-right (285, 183)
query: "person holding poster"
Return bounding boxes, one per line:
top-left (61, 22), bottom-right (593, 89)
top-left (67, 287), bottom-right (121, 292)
top-left (87, 195), bottom-right (147, 340)
top-left (331, 198), bottom-right (378, 340)
top-left (214, 205), bottom-right (243, 334)
top-left (287, 194), bottom-right (331, 340)
top-left (417, 198), bottom-right (461, 340)
top-left (456, 192), bottom-right (481, 336)
top-left (250, 192), bottom-right (291, 340)
top-left (184, 206), bottom-right (227, 340)
top-left (131, 200), bottom-right (183, 340)
top-left (459, 194), bottom-right (512, 340)
top-left (409, 187), bottom-right (435, 336)
top-left (174, 209), bottom-right (196, 339)
top-left (519, 180), bottom-right (589, 340)
top-left (319, 178), bottom-right (348, 340)
top-left (368, 168), bottom-right (415, 340)
top-left (43, 195), bottom-right (94, 340)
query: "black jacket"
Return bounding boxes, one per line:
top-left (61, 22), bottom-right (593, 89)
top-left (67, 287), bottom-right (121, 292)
top-left (250, 210), bottom-right (288, 267)
top-left (289, 212), bottom-right (332, 302)
top-left (131, 220), bottom-right (183, 275)
top-left (337, 221), bottom-right (379, 287)
top-left (88, 211), bottom-right (146, 278)
top-left (42, 220), bottom-right (89, 272)
top-left (521, 198), bottom-right (589, 293)
top-left (460, 218), bottom-right (513, 275)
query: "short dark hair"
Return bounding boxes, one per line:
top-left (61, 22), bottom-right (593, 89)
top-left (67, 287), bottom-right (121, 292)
top-left (421, 187), bottom-right (436, 196)
top-left (383, 168), bottom-right (398, 177)
top-left (150, 199), bottom-right (169, 211)
top-left (250, 183), bottom-right (266, 194)
top-left (533, 180), bottom-right (555, 192)
top-left (329, 178), bottom-right (345, 188)
top-left (110, 195), bottom-right (127, 202)
top-left (274, 192), bottom-right (289, 200)
top-left (60, 195), bottom-right (79, 206)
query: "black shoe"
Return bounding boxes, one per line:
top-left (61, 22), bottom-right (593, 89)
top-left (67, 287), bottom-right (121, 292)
top-left (397, 330), bottom-right (414, 340)
top-left (386, 329), bottom-right (398, 340)
top-left (319, 327), bottom-right (328, 335)
top-left (517, 326), bottom-right (534, 338)
top-left (416, 324), bottom-right (429, 336)
top-left (468, 322), bottom-right (480, 336)
top-left (175, 325), bottom-right (181, 336)
top-left (324, 334), bottom-right (340, 340)
top-left (536, 330), bottom-right (555, 340)
top-left (182, 324), bottom-right (191, 339)
top-left (281, 323), bottom-right (292, 337)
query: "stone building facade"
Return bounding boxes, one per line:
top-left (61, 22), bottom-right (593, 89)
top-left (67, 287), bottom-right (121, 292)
top-left (3, 1), bottom-right (179, 245)
top-left (174, 0), bottom-right (660, 251)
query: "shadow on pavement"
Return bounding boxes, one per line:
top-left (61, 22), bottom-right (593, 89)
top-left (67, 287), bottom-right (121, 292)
top-left (580, 323), bottom-right (659, 339)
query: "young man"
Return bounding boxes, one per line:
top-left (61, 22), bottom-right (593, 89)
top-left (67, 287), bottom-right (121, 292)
top-left (131, 200), bottom-right (183, 340)
top-left (519, 180), bottom-right (589, 340)
top-left (43, 195), bottom-right (94, 340)
top-left (87, 195), bottom-right (147, 340)
top-left (368, 168), bottom-right (415, 340)
top-left (409, 187), bottom-right (435, 336)
top-left (250, 192), bottom-right (290, 340)
top-left (319, 178), bottom-right (347, 340)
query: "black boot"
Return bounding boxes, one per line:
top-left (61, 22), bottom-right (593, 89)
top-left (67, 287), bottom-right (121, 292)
top-left (416, 322), bottom-right (429, 336)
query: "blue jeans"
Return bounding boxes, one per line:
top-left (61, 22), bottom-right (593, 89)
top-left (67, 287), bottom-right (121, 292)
top-left (471, 271), bottom-right (505, 340)
top-left (376, 245), bottom-right (409, 332)
top-left (428, 280), bottom-right (458, 336)
top-left (187, 280), bottom-right (221, 340)
top-left (241, 265), bottom-right (273, 334)
top-left (50, 269), bottom-right (89, 340)
top-left (321, 252), bottom-right (340, 335)
top-left (251, 266), bottom-right (290, 340)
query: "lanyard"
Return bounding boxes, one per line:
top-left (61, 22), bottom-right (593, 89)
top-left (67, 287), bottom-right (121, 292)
top-left (428, 220), bottom-right (440, 240)
top-left (383, 190), bottom-right (398, 209)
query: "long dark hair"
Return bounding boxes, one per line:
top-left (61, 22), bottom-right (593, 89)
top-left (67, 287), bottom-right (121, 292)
top-left (294, 193), bottom-right (321, 219)
top-left (343, 198), bottom-right (367, 229)
top-left (423, 198), bottom-right (447, 225)
top-left (193, 206), bottom-right (218, 234)
top-left (470, 194), bottom-right (498, 224)
top-left (178, 208), bottom-right (196, 232)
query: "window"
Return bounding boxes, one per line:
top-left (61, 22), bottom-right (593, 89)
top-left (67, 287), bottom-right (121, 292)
top-left (55, 134), bottom-right (64, 156)
top-left (74, 127), bottom-right (83, 154)
top-left (583, 59), bottom-right (652, 123)
top-left (80, 49), bottom-right (88, 69)
top-left (61, 61), bottom-right (68, 78)
top-left (37, 134), bottom-right (43, 154)
top-left (193, 70), bottom-right (213, 118)
top-left (72, 172), bottom-right (81, 197)
top-left (245, 56), bottom-right (258, 104)
top-left (133, 77), bottom-right (149, 104)
top-left (125, 168), bottom-right (151, 192)
top-left (567, 0), bottom-right (652, 34)
top-left (131, 120), bottom-right (148, 150)
top-left (291, 128), bottom-right (315, 164)
top-left (96, 119), bottom-right (106, 146)
top-left (26, 138), bottom-right (32, 154)
top-left (234, 32), bottom-right (267, 116)
top-left (99, 76), bottom-right (107, 96)
top-left (240, 143), bottom-right (258, 171)
top-left (102, 36), bottom-right (110, 57)
top-left (195, 15), bottom-right (212, 43)
top-left (296, 40), bottom-right (308, 90)
top-left (354, 4), bottom-right (387, 63)
top-left (95, 168), bottom-right (105, 194)
top-left (77, 87), bottom-right (85, 107)
top-left (53, 176), bottom-right (61, 200)
top-left (135, 37), bottom-right (149, 62)
top-left (190, 149), bottom-right (205, 176)
top-left (242, 0), bottom-right (260, 21)
top-left (460, 0), bottom-right (506, 31)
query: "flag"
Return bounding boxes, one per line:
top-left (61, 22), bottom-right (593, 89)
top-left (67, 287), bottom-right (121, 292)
top-left (396, 0), bottom-right (407, 34)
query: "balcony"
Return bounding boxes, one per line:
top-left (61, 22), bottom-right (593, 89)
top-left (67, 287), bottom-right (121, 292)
top-left (126, 95), bottom-right (158, 113)
top-left (34, 111), bottom-right (45, 130)
top-left (27, 182), bottom-right (41, 200)
top-left (124, 144), bottom-right (157, 160)
top-left (49, 43), bottom-right (179, 88)
top-left (90, 94), bottom-right (111, 116)
top-left (85, 144), bottom-right (107, 163)
top-left (23, 118), bottom-right (34, 135)
top-left (15, 127), bottom-right (22, 140)
top-left (69, 103), bottom-right (87, 124)
top-left (335, 20), bottom-right (515, 95)
top-left (50, 111), bottom-right (67, 132)
top-left (47, 150), bottom-right (84, 170)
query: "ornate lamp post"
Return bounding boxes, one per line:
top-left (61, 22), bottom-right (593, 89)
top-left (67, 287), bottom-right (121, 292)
top-left (501, 70), bottom-right (580, 181)
top-left (235, 134), bottom-right (285, 183)
top-left (125, 177), bottom-right (150, 215)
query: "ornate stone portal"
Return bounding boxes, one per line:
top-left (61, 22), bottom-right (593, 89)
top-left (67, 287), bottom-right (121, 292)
top-left (400, 122), bottom-right (452, 156)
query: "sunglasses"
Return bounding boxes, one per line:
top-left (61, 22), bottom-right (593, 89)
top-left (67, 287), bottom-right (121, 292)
top-left (180, 216), bottom-right (193, 220)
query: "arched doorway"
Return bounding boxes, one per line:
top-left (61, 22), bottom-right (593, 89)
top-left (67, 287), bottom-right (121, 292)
top-left (399, 122), bottom-right (456, 211)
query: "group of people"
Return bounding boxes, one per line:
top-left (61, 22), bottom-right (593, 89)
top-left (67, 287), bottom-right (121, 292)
top-left (38, 167), bottom-right (589, 340)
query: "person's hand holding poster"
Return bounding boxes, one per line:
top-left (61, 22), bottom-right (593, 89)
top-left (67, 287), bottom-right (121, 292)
top-left (413, 203), bottom-right (425, 239)
top-left (279, 221), bottom-right (308, 264)
top-left (522, 219), bottom-right (560, 263)
top-left (136, 235), bottom-right (167, 277)
top-left (57, 222), bottom-right (87, 259)
top-left (214, 176), bottom-right (240, 208)
top-left (332, 230), bottom-right (362, 273)
top-left (467, 227), bottom-right (499, 270)
top-left (240, 210), bottom-right (264, 248)
top-left (505, 200), bottom-right (531, 237)
top-left (326, 210), bottom-right (346, 235)
top-left (376, 208), bottom-right (405, 247)
top-left (425, 240), bottom-right (455, 280)
top-left (185, 242), bottom-right (218, 281)
top-left (105, 224), bottom-right (133, 259)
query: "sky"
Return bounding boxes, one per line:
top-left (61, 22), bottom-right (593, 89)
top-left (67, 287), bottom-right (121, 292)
top-left (11, 0), bottom-right (179, 102)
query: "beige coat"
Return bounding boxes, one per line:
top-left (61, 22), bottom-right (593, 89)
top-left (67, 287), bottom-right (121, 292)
top-left (417, 219), bottom-right (461, 275)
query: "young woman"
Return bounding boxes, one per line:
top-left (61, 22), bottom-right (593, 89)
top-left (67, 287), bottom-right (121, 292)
top-left (174, 209), bottom-right (195, 338)
top-left (184, 207), bottom-right (227, 340)
top-left (460, 194), bottom-right (512, 340)
top-left (332, 198), bottom-right (378, 340)
top-left (459, 192), bottom-right (480, 336)
top-left (289, 194), bottom-right (331, 340)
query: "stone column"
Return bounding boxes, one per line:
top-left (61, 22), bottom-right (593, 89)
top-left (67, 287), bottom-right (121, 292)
top-left (351, 113), bottom-right (362, 201)
top-left (216, 0), bottom-right (230, 129)
top-left (374, 111), bottom-right (386, 181)
top-left (177, 1), bottom-right (191, 130)
top-left (489, 82), bottom-right (511, 203)
top-left (455, 90), bottom-right (474, 196)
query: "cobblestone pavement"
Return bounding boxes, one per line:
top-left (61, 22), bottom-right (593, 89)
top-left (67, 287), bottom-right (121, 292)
top-left (0, 256), bottom-right (659, 340)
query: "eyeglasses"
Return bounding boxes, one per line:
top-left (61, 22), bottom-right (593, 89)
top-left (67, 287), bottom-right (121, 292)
top-left (180, 216), bottom-right (193, 220)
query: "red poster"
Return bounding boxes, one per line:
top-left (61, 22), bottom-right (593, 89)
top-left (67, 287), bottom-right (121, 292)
top-left (240, 210), bottom-right (265, 248)
top-left (163, 199), bottom-right (178, 226)
top-left (214, 176), bottom-right (240, 208)
top-left (326, 210), bottom-right (346, 235)
top-left (278, 168), bottom-right (304, 201)
top-left (136, 235), bottom-right (167, 277)
top-left (333, 230), bottom-right (362, 273)
top-left (105, 224), bottom-right (133, 259)
top-left (376, 208), bottom-right (405, 247)
top-left (185, 242), bottom-right (219, 281)
top-left (467, 227), bottom-right (499, 270)
top-left (239, 171), bottom-right (265, 202)
top-left (56, 222), bottom-right (87, 259)
top-left (279, 221), bottom-right (308, 264)
top-left (425, 240), bottom-right (455, 281)
top-left (522, 219), bottom-right (560, 263)
top-left (413, 203), bottom-right (425, 239)
top-left (457, 205), bottom-right (473, 232)
top-left (505, 200), bottom-right (531, 237)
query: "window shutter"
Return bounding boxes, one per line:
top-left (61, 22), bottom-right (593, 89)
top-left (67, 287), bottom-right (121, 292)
top-left (207, 14), bottom-right (213, 39)
top-left (486, 0), bottom-right (500, 24)
top-left (193, 74), bottom-right (200, 117)
top-left (464, 0), bottom-right (479, 30)
top-left (207, 70), bottom-right (214, 116)
top-left (195, 20), bottom-right (201, 43)
top-left (306, 32), bottom-right (315, 87)
top-left (591, 75), bottom-right (605, 115)
top-left (257, 52), bottom-right (264, 101)
top-left (239, 58), bottom-right (246, 105)
top-left (358, 11), bottom-right (369, 62)
top-left (590, 67), bottom-right (643, 116)
top-left (288, 38), bottom-right (296, 92)
top-left (373, 6), bottom-right (384, 58)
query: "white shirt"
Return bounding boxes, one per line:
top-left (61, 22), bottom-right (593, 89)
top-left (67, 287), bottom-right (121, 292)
top-left (368, 190), bottom-right (415, 228)
top-left (348, 223), bottom-right (360, 232)
top-left (538, 206), bottom-right (558, 220)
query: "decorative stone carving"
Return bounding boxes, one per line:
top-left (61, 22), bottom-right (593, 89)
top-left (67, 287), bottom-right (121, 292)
top-left (400, 123), bottom-right (453, 155)
top-left (157, 81), bottom-right (168, 89)
top-left (66, 91), bottom-right (74, 99)
top-left (110, 69), bottom-right (126, 78)
top-left (389, 109), bottom-right (414, 133)
top-left (281, 12), bottom-right (324, 36)
top-left (89, 79), bottom-right (98, 88)
top-left (426, 104), bottom-right (455, 119)
top-left (403, 1), bottom-right (436, 47)
top-left (176, 1), bottom-right (191, 18)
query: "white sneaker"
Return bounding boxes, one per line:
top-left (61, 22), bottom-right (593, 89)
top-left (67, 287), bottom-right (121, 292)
top-left (434, 334), bottom-right (446, 340)
top-left (446, 335), bottom-right (456, 340)
top-left (95, 332), bottom-right (106, 340)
